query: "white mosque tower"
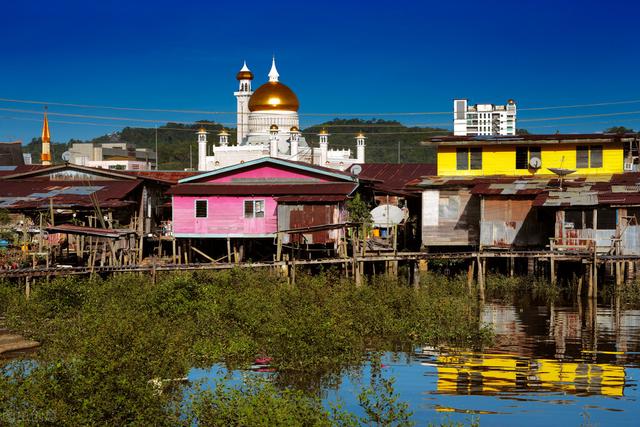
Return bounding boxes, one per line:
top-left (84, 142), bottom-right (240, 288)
top-left (197, 57), bottom-right (364, 171)
top-left (234, 61), bottom-right (253, 144)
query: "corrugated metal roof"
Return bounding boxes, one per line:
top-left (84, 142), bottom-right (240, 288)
top-left (276, 195), bottom-right (348, 202)
top-left (168, 182), bottom-right (357, 196)
top-left (0, 180), bottom-right (141, 209)
top-left (358, 163), bottom-right (435, 195)
top-left (427, 133), bottom-right (638, 146)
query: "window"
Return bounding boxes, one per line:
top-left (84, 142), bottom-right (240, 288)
top-left (456, 148), bottom-right (482, 170)
top-left (576, 145), bottom-right (603, 168)
top-left (456, 148), bottom-right (468, 170)
top-left (244, 200), bottom-right (265, 218)
top-left (515, 146), bottom-right (542, 169)
top-left (195, 200), bottom-right (207, 218)
top-left (470, 148), bottom-right (482, 170)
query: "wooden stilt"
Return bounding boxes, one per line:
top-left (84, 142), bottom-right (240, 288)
top-left (467, 260), bottom-right (475, 293)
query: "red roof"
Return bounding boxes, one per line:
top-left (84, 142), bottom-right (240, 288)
top-left (358, 163), bottom-right (435, 195)
top-left (168, 182), bottom-right (357, 196)
top-left (0, 180), bottom-right (141, 209)
top-left (276, 195), bottom-right (348, 202)
top-left (121, 170), bottom-right (199, 184)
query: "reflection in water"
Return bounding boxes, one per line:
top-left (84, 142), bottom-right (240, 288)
top-left (425, 352), bottom-right (625, 397)
top-left (191, 298), bottom-right (640, 426)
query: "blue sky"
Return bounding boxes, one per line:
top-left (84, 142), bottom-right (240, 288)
top-left (1, 0), bottom-right (639, 143)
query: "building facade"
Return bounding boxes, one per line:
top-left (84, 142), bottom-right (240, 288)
top-left (453, 99), bottom-right (517, 136)
top-left (197, 58), bottom-right (365, 172)
top-left (69, 141), bottom-right (157, 171)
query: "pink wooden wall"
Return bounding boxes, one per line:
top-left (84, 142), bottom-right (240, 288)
top-left (173, 164), bottom-right (341, 237)
top-left (173, 196), bottom-right (278, 237)
top-left (203, 166), bottom-right (334, 183)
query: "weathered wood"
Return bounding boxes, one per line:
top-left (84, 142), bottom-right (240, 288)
top-left (191, 246), bottom-right (216, 263)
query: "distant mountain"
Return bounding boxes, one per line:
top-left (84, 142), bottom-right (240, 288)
top-left (22, 119), bottom-right (447, 169)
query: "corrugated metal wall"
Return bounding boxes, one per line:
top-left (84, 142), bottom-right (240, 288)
top-left (278, 204), bottom-right (338, 244)
top-left (422, 189), bottom-right (480, 246)
top-left (480, 198), bottom-right (546, 248)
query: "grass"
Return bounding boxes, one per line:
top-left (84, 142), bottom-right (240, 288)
top-left (0, 270), bottom-right (489, 425)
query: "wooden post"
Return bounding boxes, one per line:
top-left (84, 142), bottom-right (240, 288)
top-left (412, 261), bottom-right (420, 289)
top-left (587, 263), bottom-right (593, 299)
top-left (25, 277), bottom-right (31, 299)
top-left (509, 256), bottom-right (515, 278)
top-left (172, 238), bottom-right (177, 264)
top-left (550, 255), bottom-right (557, 286)
top-left (227, 237), bottom-right (232, 263)
top-left (467, 259), bottom-right (475, 293)
top-left (477, 254), bottom-right (485, 302)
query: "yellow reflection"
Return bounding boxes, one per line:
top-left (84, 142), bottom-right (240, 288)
top-left (435, 353), bottom-right (625, 397)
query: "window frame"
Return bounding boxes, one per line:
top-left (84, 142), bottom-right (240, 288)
top-left (194, 199), bottom-right (208, 218)
top-left (576, 145), bottom-right (603, 169)
top-left (515, 146), bottom-right (542, 170)
top-left (244, 199), bottom-right (265, 219)
top-left (456, 147), bottom-right (482, 171)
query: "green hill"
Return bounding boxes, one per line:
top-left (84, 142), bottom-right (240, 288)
top-left (23, 119), bottom-right (446, 169)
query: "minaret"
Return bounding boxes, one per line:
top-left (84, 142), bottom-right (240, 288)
top-left (197, 127), bottom-right (208, 171)
top-left (356, 132), bottom-right (366, 163)
top-left (268, 56), bottom-right (279, 82)
top-left (290, 126), bottom-right (300, 160)
top-left (234, 61), bottom-right (253, 144)
top-left (41, 107), bottom-right (52, 165)
top-left (218, 129), bottom-right (229, 146)
top-left (318, 129), bottom-right (329, 165)
top-left (269, 124), bottom-right (279, 158)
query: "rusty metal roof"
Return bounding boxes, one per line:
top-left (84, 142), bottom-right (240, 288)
top-left (0, 180), bottom-right (141, 209)
top-left (275, 195), bottom-right (348, 203)
top-left (426, 133), bottom-right (638, 146)
top-left (358, 163), bottom-right (435, 195)
top-left (168, 182), bottom-right (357, 196)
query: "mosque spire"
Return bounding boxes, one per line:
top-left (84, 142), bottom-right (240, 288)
top-left (268, 56), bottom-right (279, 82)
top-left (41, 107), bottom-right (52, 165)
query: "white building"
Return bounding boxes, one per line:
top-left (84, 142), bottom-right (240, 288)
top-left (453, 99), bottom-right (517, 136)
top-left (198, 58), bottom-right (365, 171)
top-left (68, 141), bottom-right (156, 170)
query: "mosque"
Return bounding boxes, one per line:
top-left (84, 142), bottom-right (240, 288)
top-left (197, 58), bottom-right (365, 171)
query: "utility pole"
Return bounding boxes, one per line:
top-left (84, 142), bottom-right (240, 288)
top-left (397, 141), bottom-right (401, 163)
top-left (155, 125), bottom-right (159, 170)
top-left (189, 144), bottom-right (193, 170)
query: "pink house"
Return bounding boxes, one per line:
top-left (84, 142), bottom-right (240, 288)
top-left (169, 158), bottom-right (357, 242)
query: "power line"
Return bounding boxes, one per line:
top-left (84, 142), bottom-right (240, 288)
top-left (2, 96), bottom-right (640, 117)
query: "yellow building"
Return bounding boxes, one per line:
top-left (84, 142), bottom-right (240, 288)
top-left (430, 134), bottom-right (637, 177)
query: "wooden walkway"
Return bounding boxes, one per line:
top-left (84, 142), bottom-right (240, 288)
top-left (1, 250), bottom-right (638, 280)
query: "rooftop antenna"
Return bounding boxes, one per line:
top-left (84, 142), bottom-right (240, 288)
top-left (547, 156), bottom-right (576, 191)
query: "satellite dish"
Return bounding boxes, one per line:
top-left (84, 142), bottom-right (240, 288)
top-left (529, 157), bottom-right (541, 169)
top-left (548, 168), bottom-right (576, 176)
top-left (371, 204), bottom-right (405, 227)
top-left (350, 164), bottom-right (362, 175)
top-left (61, 151), bottom-right (71, 162)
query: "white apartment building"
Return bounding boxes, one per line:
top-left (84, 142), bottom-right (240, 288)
top-left (68, 141), bottom-right (157, 170)
top-left (453, 99), bottom-right (517, 136)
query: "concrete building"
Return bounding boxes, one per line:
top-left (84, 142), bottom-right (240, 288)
top-left (453, 99), bottom-right (517, 136)
top-left (68, 140), bottom-right (157, 170)
top-left (197, 58), bottom-right (365, 172)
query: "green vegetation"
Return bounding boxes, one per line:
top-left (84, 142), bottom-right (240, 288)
top-left (0, 270), bottom-right (487, 425)
top-left (22, 118), bottom-right (445, 169)
top-left (304, 119), bottom-right (444, 164)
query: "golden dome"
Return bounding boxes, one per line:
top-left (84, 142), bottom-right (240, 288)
top-left (318, 128), bottom-right (329, 135)
top-left (290, 126), bottom-right (299, 132)
top-left (236, 70), bottom-right (254, 80)
top-left (248, 81), bottom-right (299, 112)
top-left (269, 124), bottom-right (279, 131)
